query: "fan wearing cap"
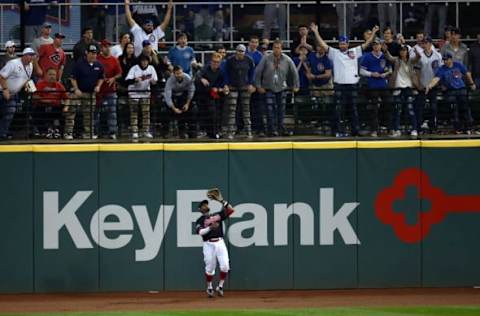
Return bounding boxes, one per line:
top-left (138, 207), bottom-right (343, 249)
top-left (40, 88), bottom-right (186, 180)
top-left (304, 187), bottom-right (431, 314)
top-left (360, 37), bottom-right (392, 137)
top-left (31, 22), bottom-right (53, 53)
top-left (222, 43), bottom-right (256, 139)
top-left (24, 0), bottom-right (57, 43)
top-left (0, 48), bottom-right (36, 139)
top-left (311, 22), bottom-right (379, 137)
top-left (195, 53), bottom-right (228, 139)
top-left (139, 40), bottom-right (160, 67)
top-left (166, 33), bottom-right (200, 76)
top-left (97, 39), bottom-right (122, 140)
top-left (125, 54), bottom-right (158, 140)
top-left (125, 0), bottom-right (173, 57)
top-left (69, 44), bottom-right (104, 139)
top-left (36, 33), bottom-right (66, 80)
top-left (425, 53), bottom-right (476, 134)
top-left (0, 41), bottom-right (17, 70)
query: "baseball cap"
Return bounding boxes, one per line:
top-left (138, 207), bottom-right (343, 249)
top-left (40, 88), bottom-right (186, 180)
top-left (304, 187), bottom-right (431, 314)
top-left (338, 35), bottom-right (349, 43)
top-left (198, 199), bottom-right (209, 209)
top-left (87, 44), bottom-right (98, 53)
top-left (100, 39), bottom-right (112, 46)
top-left (236, 44), bottom-right (246, 52)
top-left (372, 37), bottom-right (381, 45)
top-left (54, 33), bottom-right (66, 39)
top-left (142, 39), bottom-right (151, 47)
top-left (422, 36), bottom-right (433, 43)
top-left (442, 53), bottom-right (453, 60)
top-left (42, 22), bottom-right (52, 28)
top-left (143, 19), bottom-right (153, 25)
top-left (21, 47), bottom-right (36, 56)
top-left (5, 40), bottom-right (15, 48)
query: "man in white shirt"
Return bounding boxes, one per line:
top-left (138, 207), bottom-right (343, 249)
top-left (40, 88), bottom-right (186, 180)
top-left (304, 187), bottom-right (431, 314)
top-left (311, 23), bottom-right (379, 136)
top-left (0, 48), bottom-right (35, 139)
top-left (31, 22), bottom-right (53, 53)
top-left (125, 54), bottom-right (158, 140)
top-left (415, 36), bottom-right (443, 133)
top-left (125, 0), bottom-right (173, 57)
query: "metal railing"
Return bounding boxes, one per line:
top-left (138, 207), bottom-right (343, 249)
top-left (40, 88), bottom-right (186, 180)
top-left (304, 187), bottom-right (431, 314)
top-left (3, 1), bottom-right (480, 49)
top-left (2, 86), bottom-right (480, 142)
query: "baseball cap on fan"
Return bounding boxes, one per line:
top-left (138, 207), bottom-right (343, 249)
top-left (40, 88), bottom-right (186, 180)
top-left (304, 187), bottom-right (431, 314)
top-left (236, 44), bottom-right (246, 52)
top-left (5, 40), bottom-right (15, 48)
top-left (338, 35), bottom-right (349, 43)
top-left (21, 47), bottom-right (36, 56)
top-left (87, 44), bottom-right (98, 53)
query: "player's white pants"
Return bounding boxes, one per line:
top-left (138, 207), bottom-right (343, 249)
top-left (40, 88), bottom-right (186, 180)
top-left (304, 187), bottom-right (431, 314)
top-left (203, 238), bottom-right (229, 275)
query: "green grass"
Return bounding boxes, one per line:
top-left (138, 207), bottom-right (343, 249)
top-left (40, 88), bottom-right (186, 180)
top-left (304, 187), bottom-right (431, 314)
top-left (3, 306), bottom-right (480, 316)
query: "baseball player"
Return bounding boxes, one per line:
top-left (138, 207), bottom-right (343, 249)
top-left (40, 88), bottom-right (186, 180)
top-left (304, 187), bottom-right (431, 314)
top-left (195, 188), bottom-right (234, 298)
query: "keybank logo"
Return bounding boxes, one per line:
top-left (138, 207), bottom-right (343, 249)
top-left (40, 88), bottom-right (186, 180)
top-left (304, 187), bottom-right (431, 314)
top-left (43, 189), bottom-right (360, 262)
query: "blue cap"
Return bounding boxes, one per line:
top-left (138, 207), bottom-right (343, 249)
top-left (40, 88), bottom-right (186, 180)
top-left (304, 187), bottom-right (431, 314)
top-left (142, 39), bottom-right (151, 47)
top-left (423, 35), bottom-right (433, 43)
top-left (338, 35), bottom-right (349, 43)
top-left (442, 52), bottom-right (453, 60)
top-left (143, 19), bottom-right (154, 25)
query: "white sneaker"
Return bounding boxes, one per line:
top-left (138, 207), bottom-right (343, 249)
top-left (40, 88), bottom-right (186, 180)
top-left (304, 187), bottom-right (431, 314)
top-left (132, 132), bottom-right (139, 139)
top-left (63, 133), bottom-right (73, 140)
top-left (215, 286), bottom-right (224, 297)
top-left (390, 130), bottom-right (401, 137)
top-left (206, 288), bottom-right (214, 298)
top-left (143, 132), bottom-right (153, 139)
top-left (410, 130), bottom-right (418, 137)
top-left (370, 131), bottom-right (378, 137)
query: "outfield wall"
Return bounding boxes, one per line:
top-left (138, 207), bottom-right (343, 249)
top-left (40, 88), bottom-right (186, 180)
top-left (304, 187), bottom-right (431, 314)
top-left (1, 141), bottom-right (480, 293)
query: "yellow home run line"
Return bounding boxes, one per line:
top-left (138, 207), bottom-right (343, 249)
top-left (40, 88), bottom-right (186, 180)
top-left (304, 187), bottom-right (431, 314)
top-left (0, 140), bottom-right (479, 152)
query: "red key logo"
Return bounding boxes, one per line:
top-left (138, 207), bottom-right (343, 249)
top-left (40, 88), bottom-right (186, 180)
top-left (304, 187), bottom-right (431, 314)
top-left (375, 167), bottom-right (480, 243)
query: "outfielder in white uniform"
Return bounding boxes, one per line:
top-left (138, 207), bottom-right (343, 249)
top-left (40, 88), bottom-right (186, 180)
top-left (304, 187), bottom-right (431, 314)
top-left (195, 198), bottom-right (234, 298)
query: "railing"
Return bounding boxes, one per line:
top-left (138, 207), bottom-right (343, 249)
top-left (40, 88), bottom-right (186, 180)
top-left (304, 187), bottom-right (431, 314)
top-left (3, 1), bottom-right (480, 49)
top-left (2, 86), bottom-right (480, 142)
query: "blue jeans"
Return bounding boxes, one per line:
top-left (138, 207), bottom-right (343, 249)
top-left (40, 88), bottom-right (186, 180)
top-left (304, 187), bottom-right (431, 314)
top-left (415, 89), bottom-right (438, 131)
top-left (447, 89), bottom-right (473, 132)
top-left (265, 90), bottom-right (286, 134)
top-left (333, 84), bottom-right (359, 135)
top-left (0, 94), bottom-right (19, 138)
top-left (98, 93), bottom-right (118, 135)
top-left (393, 88), bottom-right (417, 132)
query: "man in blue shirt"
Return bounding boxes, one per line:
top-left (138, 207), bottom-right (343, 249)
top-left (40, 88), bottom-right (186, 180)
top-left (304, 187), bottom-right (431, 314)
top-left (308, 44), bottom-right (333, 97)
top-left (167, 33), bottom-right (200, 76)
top-left (426, 53), bottom-right (477, 134)
top-left (360, 38), bottom-right (392, 137)
top-left (70, 45), bottom-right (105, 139)
top-left (246, 35), bottom-right (265, 136)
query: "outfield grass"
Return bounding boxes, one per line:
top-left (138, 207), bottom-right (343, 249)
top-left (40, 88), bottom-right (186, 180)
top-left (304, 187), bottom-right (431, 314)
top-left (2, 306), bottom-right (480, 316)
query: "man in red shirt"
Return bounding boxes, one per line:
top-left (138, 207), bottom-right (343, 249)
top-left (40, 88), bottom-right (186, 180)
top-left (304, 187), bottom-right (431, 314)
top-left (33, 68), bottom-right (69, 139)
top-left (37, 33), bottom-right (66, 81)
top-left (97, 39), bottom-right (122, 139)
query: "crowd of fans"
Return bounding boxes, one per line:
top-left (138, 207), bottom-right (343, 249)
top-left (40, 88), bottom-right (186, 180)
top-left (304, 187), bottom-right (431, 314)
top-left (0, 1), bottom-right (480, 141)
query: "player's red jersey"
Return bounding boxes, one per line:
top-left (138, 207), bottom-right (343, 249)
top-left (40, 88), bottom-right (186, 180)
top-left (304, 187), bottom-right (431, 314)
top-left (38, 44), bottom-right (66, 80)
top-left (35, 80), bottom-right (68, 107)
top-left (97, 54), bottom-right (122, 95)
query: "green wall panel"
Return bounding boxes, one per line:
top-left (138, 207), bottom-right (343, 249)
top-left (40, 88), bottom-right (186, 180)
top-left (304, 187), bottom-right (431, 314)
top-left (0, 153), bottom-right (33, 293)
top-left (163, 150), bottom-right (228, 290)
top-left (228, 149), bottom-right (293, 290)
top-left (98, 151), bottom-right (164, 291)
top-left (34, 152), bottom-right (99, 292)
top-left (421, 147), bottom-right (480, 286)
top-left (357, 148), bottom-right (422, 288)
top-left (293, 149), bottom-right (357, 289)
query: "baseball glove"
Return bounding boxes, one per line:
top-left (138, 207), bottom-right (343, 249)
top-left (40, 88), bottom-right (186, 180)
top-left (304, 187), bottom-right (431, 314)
top-left (207, 188), bottom-right (224, 202)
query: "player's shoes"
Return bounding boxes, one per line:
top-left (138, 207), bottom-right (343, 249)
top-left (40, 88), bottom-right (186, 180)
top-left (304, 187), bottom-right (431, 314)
top-left (215, 286), bottom-right (224, 297)
top-left (206, 288), bottom-right (214, 298)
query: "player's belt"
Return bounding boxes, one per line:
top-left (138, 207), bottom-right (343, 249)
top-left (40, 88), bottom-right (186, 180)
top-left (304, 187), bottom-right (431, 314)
top-left (208, 238), bottom-right (221, 242)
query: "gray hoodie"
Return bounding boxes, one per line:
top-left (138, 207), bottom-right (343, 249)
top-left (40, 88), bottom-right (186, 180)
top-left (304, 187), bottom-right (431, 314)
top-left (254, 53), bottom-right (300, 93)
top-left (164, 73), bottom-right (195, 108)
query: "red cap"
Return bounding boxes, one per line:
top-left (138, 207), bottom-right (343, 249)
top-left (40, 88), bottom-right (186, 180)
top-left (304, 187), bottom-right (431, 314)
top-left (100, 39), bottom-right (112, 46)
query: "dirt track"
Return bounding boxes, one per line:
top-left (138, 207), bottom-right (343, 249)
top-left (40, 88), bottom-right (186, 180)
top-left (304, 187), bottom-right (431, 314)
top-left (1, 288), bottom-right (480, 313)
